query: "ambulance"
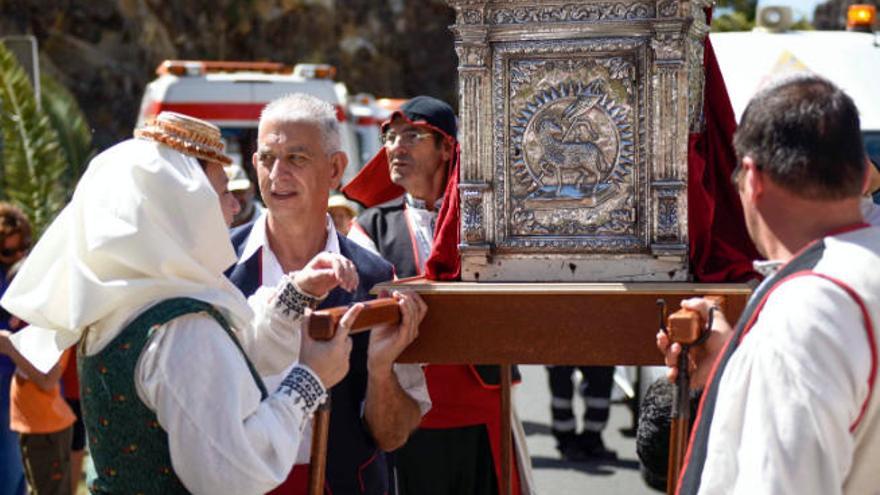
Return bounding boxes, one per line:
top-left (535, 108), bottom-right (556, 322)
top-left (710, 4), bottom-right (880, 164)
top-left (136, 60), bottom-right (384, 185)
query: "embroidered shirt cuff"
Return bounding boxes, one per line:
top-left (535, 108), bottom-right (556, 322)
top-left (276, 364), bottom-right (327, 418)
top-left (275, 274), bottom-right (323, 318)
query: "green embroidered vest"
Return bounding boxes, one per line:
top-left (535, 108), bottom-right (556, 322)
top-left (79, 297), bottom-right (268, 494)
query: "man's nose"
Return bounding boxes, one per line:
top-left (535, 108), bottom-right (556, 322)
top-left (268, 158), bottom-right (284, 180)
top-left (387, 139), bottom-right (409, 156)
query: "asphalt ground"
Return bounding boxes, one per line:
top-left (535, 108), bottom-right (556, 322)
top-left (515, 365), bottom-right (659, 495)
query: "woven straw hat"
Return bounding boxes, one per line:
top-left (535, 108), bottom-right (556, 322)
top-left (134, 112), bottom-right (232, 165)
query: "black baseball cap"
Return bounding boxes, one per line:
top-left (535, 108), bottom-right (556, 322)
top-left (383, 95), bottom-right (457, 141)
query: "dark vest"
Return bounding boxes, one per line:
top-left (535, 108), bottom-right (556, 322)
top-left (227, 223), bottom-right (395, 495)
top-left (79, 298), bottom-right (266, 494)
top-left (356, 197), bottom-right (420, 279)
top-left (678, 241), bottom-right (826, 494)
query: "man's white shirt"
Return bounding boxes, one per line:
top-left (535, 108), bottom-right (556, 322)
top-left (236, 211), bottom-right (431, 464)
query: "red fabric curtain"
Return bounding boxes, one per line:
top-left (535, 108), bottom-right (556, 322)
top-left (687, 37), bottom-right (761, 283)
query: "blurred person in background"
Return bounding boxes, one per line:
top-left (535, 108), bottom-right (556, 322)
top-left (226, 163), bottom-right (263, 228)
top-left (1, 259), bottom-right (76, 495)
top-left (0, 202), bottom-right (30, 495)
top-left (327, 194), bottom-right (358, 235)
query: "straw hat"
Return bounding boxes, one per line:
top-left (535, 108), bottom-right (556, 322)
top-left (224, 164), bottom-right (252, 191)
top-left (328, 194), bottom-right (358, 217)
top-left (134, 112), bottom-right (232, 165)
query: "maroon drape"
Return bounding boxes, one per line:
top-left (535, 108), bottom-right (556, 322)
top-left (423, 145), bottom-right (461, 280)
top-left (687, 37), bottom-right (761, 283)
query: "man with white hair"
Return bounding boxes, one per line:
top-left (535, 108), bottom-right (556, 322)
top-left (227, 93), bottom-right (429, 494)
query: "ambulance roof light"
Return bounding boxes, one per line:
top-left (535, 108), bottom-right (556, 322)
top-left (847, 4), bottom-right (876, 33)
top-left (156, 60), bottom-right (293, 76)
top-left (293, 63), bottom-right (337, 80)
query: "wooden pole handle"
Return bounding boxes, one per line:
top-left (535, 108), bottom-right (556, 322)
top-left (665, 295), bottom-right (725, 495)
top-left (305, 298), bottom-right (400, 495)
top-left (307, 298), bottom-right (401, 340)
top-left (308, 398), bottom-right (332, 495)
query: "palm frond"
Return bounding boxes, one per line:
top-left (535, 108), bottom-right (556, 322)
top-left (40, 73), bottom-right (95, 197)
top-left (0, 43), bottom-right (68, 238)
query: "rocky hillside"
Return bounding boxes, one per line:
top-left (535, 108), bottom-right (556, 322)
top-left (1, 0), bottom-right (457, 150)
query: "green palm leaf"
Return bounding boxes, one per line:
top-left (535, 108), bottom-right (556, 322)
top-left (0, 42), bottom-right (68, 238)
top-left (40, 73), bottom-right (95, 197)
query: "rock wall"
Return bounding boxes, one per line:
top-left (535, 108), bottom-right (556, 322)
top-left (0, 0), bottom-right (457, 150)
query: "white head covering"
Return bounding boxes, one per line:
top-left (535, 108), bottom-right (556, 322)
top-left (1, 138), bottom-right (253, 370)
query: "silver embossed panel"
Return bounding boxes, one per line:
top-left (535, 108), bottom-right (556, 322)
top-left (499, 41), bottom-right (644, 252)
top-left (449, 0), bottom-right (710, 282)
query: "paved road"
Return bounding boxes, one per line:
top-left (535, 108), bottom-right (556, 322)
top-left (515, 365), bottom-right (658, 495)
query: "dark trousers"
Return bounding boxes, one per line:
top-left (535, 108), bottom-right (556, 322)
top-left (396, 425), bottom-right (497, 495)
top-left (19, 427), bottom-right (73, 495)
top-left (546, 365), bottom-right (614, 441)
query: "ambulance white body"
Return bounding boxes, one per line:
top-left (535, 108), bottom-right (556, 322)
top-left (710, 20), bottom-right (880, 163)
top-left (136, 61), bottom-right (384, 185)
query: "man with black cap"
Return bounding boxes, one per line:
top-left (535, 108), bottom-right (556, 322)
top-left (346, 96), bottom-right (528, 495)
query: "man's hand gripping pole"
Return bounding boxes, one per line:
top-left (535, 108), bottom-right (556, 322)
top-left (659, 296), bottom-right (722, 495)
top-left (305, 298), bottom-right (400, 495)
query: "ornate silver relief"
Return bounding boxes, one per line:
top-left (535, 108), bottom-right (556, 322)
top-left (448, 0), bottom-right (703, 281)
top-left (494, 40), bottom-right (643, 250)
top-left (456, 45), bottom-right (489, 67)
top-left (657, 0), bottom-right (678, 17)
top-left (460, 185), bottom-right (487, 243)
top-left (458, 7), bottom-right (485, 24)
top-left (651, 31), bottom-right (684, 61)
top-left (488, 2), bottom-right (655, 24)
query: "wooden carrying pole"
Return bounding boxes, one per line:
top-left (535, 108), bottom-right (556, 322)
top-left (306, 299), bottom-right (400, 495)
top-left (664, 296), bottom-right (724, 495)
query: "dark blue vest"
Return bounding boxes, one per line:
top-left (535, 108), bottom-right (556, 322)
top-left (227, 222), bottom-right (394, 495)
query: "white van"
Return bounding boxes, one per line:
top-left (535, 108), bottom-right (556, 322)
top-left (710, 5), bottom-right (880, 164)
top-left (136, 60), bottom-right (383, 185)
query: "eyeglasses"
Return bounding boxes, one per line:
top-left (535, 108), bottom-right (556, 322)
top-left (381, 129), bottom-right (434, 147)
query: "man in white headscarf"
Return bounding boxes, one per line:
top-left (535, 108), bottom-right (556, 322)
top-left (0, 112), bottom-right (426, 494)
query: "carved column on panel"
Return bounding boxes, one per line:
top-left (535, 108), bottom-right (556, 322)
top-left (452, 7), bottom-right (492, 253)
top-left (649, 22), bottom-right (688, 256)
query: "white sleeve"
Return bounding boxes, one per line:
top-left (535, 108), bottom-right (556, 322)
top-left (136, 313), bottom-right (325, 495)
top-left (700, 277), bottom-right (872, 495)
top-left (393, 363), bottom-right (432, 416)
top-left (237, 282), bottom-right (303, 377)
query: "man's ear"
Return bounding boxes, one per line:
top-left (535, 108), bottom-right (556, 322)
top-left (742, 156), bottom-right (764, 202)
top-left (440, 138), bottom-right (453, 165)
top-left (329, 151), bottom-right (348, 189)
top-left (863, 156), bottom-right (880, 195)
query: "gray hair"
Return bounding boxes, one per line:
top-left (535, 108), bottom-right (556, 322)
top-left (259, 93), bottom-right (342, 154)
